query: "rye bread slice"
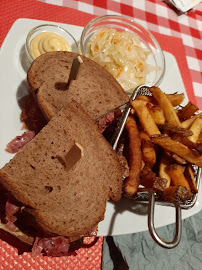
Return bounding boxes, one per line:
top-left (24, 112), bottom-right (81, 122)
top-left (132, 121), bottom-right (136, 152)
top-left (0, 221), bottom-right (34, 245)
top-left (27, 51), bottom-right (129, 120)
top-left (0, 100), bottom-right (122, 241)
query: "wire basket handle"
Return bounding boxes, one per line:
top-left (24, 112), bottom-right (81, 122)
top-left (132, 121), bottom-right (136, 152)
top-left (111, 84), bottom-right (149, 151)
top-left (148, 189), bottom-right (182, 248)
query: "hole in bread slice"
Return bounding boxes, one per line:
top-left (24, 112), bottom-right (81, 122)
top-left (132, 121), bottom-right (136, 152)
top-left (44, 186), bottom-right (53, 193)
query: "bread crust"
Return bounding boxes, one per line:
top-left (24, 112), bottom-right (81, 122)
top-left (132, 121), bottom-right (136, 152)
top-left (0, 221), bottom-right (34, 245)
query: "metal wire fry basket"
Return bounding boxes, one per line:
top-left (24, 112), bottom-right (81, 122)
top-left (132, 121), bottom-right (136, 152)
top-left (111, 84), bottom-right (201, 249)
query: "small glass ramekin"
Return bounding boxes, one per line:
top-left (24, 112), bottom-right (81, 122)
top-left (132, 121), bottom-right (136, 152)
top-left (25, 24), bottom-right (79, 63)
top-left (80, 15), bottom-right (165, 94)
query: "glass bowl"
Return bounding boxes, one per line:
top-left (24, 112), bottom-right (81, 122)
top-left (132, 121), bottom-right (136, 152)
top-left (25, 24), bottom-right (79, 63)
top-left (80, 15), bottom-right (165, 95)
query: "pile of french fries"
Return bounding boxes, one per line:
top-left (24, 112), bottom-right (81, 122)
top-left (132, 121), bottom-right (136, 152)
top-left (123, 86), bottom-right (202, 202)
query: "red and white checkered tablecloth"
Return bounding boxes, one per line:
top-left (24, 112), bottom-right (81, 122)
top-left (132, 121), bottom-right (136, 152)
top-left (38, 0), bottom-right (202, 109)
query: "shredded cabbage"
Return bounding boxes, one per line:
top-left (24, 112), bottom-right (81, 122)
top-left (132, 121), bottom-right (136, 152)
top-left (86, 28), bottom-right (158, 93)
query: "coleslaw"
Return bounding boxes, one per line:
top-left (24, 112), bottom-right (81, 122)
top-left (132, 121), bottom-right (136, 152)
top-left (86, 28), bottom-right (159, 93)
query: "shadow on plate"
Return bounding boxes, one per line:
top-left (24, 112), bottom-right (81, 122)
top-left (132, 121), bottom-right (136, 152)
top-left (16, 79), bottom-right (30, 109)
top-left (107, 195), bottom-right (148, 235)
top-left (19, 44), bottom-right (31, 74)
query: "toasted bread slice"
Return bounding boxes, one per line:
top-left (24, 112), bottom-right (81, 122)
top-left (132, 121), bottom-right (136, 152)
top-left (27, 51), bottom-right (129, 120)
top-left (0, 221), bottom-right (34, 245)
top-left (0, 100), bottom-right (122, 241)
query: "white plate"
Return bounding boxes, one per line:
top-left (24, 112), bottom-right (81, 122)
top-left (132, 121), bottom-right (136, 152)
top-left (0, 18), bottom-right (201, 237)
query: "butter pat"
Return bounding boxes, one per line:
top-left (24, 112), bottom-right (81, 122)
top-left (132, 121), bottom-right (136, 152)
top-left (65, 142), bottom-right (84, 171)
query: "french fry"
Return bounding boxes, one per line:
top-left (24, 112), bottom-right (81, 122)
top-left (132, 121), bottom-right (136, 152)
top-left (197, 144), bottom-right (202, 155)
top-left (159, 154), bottom-right (172, 188)
top-left (153, 177), bottom-right (169, 192)
top-left (197, 132), bottom-right (202, 144)
top-left (136, 95), bottom-right (154, 103)
top-left (178, 101), bottom-right (199, 120)
top-left (139, 131), bottom-right (156, 167)
top-left (131, 100), bottom-right (161, 136)
top-left (149, 87), bottom-right (181, 126)
top-left (188, 117), bottom-right (202, 143)
top-left (123, 116), bottom-right (142, 197)
top-left (141, 166), bottom-right (173, 192)
top-left (161, 186), bottom-right (190, 202)
top-left (184, 164), bottom-right (198, 193)
top-left (140, 165), bottom-right (156, 188)
top-left (181, 113), bottom-right (202, 129)
top-left (159, 123), bottom-right (193, 137)
top-left (166, 164), bottom-right (191, 192)
top-left (146, 103), bottom-right (165, 125)
top-left (166, 93), bottom-right (185, 107)
top-left (139, 130), bottom-right (150, 141)
top-left (172, 134), bottom-right (199, 151)
top-left (136, 93), bottom-right (185, 107)
top-left (130, 108), bottom-right (135, 115)
top-left (166, 152), bottom-right (187, 165)
top-left (150, 134), bottom-right (202, 167)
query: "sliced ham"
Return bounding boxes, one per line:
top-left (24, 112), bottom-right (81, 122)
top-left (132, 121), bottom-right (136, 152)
top-left (4, 219), bottom-right (19, 232)
top-left (3, 199), bottom-right (20, 232)
top-left (32, 236), bottom-right (70, 257)
top-left (6, 130), bottom-right (35, 153)
top-left (5, 199), bottom-right (19, 222)
top-left (96, 112), bottom-right (115, 133)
